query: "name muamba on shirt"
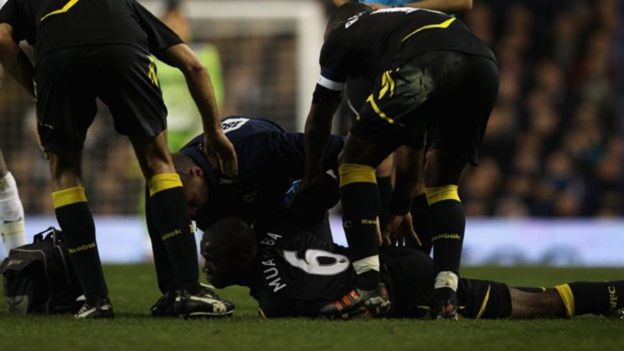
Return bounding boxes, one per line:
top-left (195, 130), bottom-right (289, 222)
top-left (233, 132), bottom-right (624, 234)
top-left (259, 233), bottom-right (287, 293)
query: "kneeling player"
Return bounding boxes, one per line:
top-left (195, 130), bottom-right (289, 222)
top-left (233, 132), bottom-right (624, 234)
top-left (200, 181), bottom-right (624, 320)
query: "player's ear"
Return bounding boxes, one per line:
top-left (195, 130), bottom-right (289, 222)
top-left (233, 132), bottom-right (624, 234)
top-left (189, 166), bottom-right (204, 178)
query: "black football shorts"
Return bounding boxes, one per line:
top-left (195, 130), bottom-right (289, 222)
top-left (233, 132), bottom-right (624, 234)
top-left (350, 50), bottom-right (499, 165)
top-left (35, 44), bottom-right (167, 153)
top-left (381, 247), bottom-right (511, 319)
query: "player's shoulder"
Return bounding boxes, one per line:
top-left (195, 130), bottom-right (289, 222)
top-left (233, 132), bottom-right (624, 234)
top-left (221, 116), bottom-right (285, 136)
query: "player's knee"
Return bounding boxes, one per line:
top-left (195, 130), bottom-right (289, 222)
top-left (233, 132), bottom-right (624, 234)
top-left (134, 134), bottom-right (175, 177)
top-left (375, 154), bottom-right (393, 178)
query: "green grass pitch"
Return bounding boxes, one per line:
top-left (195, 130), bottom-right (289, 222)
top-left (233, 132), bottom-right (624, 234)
top-left (1, 265), bottom-right (623, 351)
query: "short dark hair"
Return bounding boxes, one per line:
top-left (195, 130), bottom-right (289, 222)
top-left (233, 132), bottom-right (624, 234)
top-left (201, 217), bottom-right (256, 260)
top-left (326, 2), bottom-right (371, 35)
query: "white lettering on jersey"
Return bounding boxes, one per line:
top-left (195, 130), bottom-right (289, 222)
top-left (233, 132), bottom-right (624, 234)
top-left (283, 249), bottom-right (350, 276)
top-left (345, 13), bottom-right (363, 28)
top-left (260, 233), bottom-right (288, 293)
top-left (221, 118), bottom-right (250, 134)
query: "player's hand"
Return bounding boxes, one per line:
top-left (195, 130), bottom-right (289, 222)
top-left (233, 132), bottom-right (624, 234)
top-left (296, 176), bottom-right (324, 198)
top-left (203, 131), bottom-right (238, 178)
top-left (382, 213), bottom-right (422, 247)
top-left (368, 3), bottom-right (390, 10)
top-left (294, 175), bottom-right (339, 209)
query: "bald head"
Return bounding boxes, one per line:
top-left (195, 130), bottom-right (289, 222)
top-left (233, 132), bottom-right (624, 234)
top-left (201, 218), bottom-right (258, 288)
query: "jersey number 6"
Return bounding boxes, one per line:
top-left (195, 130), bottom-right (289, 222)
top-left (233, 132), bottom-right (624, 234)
top-left (283, 249), bottom-right (350, 276)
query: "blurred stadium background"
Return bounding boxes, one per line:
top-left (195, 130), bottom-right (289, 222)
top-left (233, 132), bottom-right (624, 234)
top-left (0, 0), bottom-right (622, 264)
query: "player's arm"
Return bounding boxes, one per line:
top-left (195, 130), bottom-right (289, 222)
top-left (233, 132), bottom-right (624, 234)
top-left (132, 1), bottom-right (237, 177)
top-left (304, 34), bottom-right (348, 182)
top-left (267, 131), bottom-right (343, 179)
top-left (382, 147), bottom-right (423, 245)
top-left (392, 147), bottom-right (425, 213)
top-left (367, 0), bottom-right (473, 11)
top-left (163, 44), bottom-right (237, 177)
top-left (303, 93), bottom-right (341, 181)
top-left (0, 24), bottom-right (34, 96)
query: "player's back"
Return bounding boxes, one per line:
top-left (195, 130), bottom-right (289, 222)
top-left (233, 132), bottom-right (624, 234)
top-left (324, 8), bottom-right (494, 82)
top-left (251, 222), bottom-right (354, 318)
top-left (1, 0), bottom-right (151, 60)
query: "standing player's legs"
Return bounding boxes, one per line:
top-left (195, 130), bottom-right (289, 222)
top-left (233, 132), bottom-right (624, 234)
top-left (423, 148), bottom-right (467, 315)
top-left (339, 134), bottom-right (394, 291)
top-left (48, 151), bottom-right (110, 316)
top-left (0, 150), bottom-right (26, 255)
top-left (318, 133), bottom-right (395, 319)
top-left (424, 54), bottom-right (499, 318)
top-left (130, 132), bottom-right (200, 295)
top-left (131, 132), bottom-right (233, 318)
top-left (98, 45), bottom-right (232, 317)
top-left (35, 46), bottom-right (112, 319)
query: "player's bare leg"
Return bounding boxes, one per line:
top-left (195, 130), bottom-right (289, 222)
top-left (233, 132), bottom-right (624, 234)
top-left (423, 148), bottom-right (467, 319)
top-left (508, 288), bottom-right (565, 318)
top-left (509, 281), bottom-right (624, 319)
top-left (0, 150), bottom-right (27, 255)
top-left (320, 133), bottom-right (393, 319)
top-left (48, 150), bottom-right (112, 319)
top-left (130, 131), bottom-right (233, 318)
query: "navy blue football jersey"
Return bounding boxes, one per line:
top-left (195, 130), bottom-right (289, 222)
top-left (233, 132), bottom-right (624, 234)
top-left (180, 116), bottom-right (344, 230)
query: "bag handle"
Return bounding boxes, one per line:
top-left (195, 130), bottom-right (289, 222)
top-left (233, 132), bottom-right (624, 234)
top-left (34, 226), bottom-right (59, 243)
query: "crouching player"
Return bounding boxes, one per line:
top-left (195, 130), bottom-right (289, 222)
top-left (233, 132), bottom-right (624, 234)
top-left (201, 177), bottom-right (624, 320)
top-left (149, 116), bottom-right (344, 316)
